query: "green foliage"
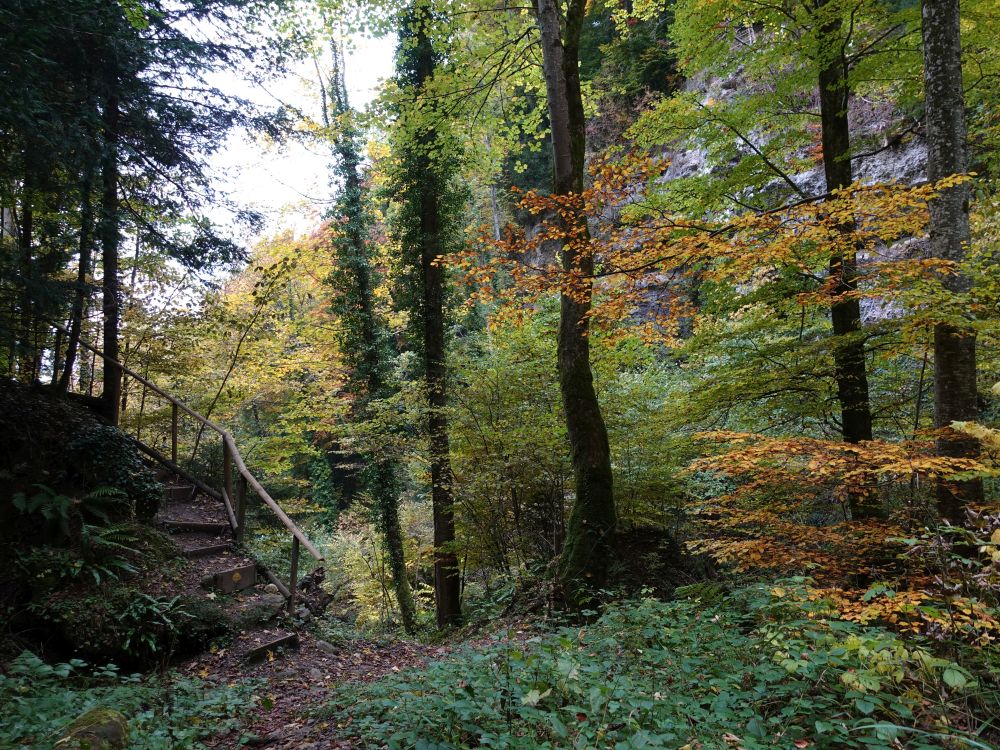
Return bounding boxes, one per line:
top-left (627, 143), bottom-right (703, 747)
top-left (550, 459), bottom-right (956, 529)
top-left (0, 651), bottom-right (258, 750)
top-left (66, 426), bottom-right (162, 520)
top-left (448, 308), bottom-right (694, 581)
top-left (13, 485), bottom-right (129, 539)
top-left (330, 587), bottom-right (998, 748)
top-left (323, 585), bottom-right (995, 749)
top-left (13, 486), bottom-right (139, 586)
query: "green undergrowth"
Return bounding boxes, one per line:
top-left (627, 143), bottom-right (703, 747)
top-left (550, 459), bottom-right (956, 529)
top-left (0, 651), bottom-right (259, 750)
top-left (323, 583), bottom-right (1000, 749)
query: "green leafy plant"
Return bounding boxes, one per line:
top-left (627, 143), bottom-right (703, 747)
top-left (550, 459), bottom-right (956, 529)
top-left (13, 486), bottom-right (140, 586)
top-left (0, 651), bottom-right (258, 750)
top-left (118, 594), bottom-right (189, 662)
top-left (323, 587), bottom-right (997, 749)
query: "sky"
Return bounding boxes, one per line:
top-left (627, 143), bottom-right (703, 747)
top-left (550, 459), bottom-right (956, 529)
top-left (208, 33), bottom-right (397, 244)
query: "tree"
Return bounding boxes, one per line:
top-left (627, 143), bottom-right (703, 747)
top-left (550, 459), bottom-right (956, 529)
top-left (391, 0), bottom-right (463, 628)
top-left (534, 0), bottom-right (616, 605)
top-left (921, 0), bottom-right (984, 519)
top-left (323, 36), bottom-right (417, 634)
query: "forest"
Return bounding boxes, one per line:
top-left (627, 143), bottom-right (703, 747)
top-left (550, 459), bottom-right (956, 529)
top-left (2, 0), bottom-right (1000, 747)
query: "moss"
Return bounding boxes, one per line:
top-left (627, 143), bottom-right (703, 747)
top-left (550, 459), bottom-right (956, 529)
top-left (54, 707), bottom-right (128, 750)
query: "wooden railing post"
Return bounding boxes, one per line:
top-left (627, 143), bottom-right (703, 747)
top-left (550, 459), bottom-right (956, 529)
top-left (288, 536), bottom-right (300, 613)
top-left (236, 473), bottom-right (248, 544)
top-left (171, 403), bottom-right (178, 465)
top-left (222, 438), bottom-right (233, 513)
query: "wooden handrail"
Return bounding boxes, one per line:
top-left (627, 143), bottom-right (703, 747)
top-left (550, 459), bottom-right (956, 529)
top-left (50, 322), bottom-right (324, 563)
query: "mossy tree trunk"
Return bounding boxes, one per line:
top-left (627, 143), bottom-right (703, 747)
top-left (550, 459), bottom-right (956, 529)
top-left (535, 0), bottom-right (616, 606)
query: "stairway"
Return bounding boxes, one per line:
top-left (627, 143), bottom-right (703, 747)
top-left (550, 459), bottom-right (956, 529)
top-left (157, 480), bottom-right (303, 663)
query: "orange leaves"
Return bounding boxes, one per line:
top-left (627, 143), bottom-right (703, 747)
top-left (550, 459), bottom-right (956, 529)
top-left (769, 584), bottom-right (1000, 644)
top-left (685, 431), bottom-right (988, 584)
top-left (691, 431), bottom-right (985, 492)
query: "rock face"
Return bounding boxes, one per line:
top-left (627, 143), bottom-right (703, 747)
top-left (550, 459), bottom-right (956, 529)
top-left (54, 707), bottom-right (128, 750)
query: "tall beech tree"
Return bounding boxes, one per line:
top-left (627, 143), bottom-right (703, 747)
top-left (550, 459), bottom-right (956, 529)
top-left (813, 0), bottom-right (873, 451)
top-left (391, 0), bottom-right (462, 628)
top-left (323, 38), bottom-right (417, 633)
top-left (921, 0), bottom-right (984, 518)
top-left (535, 0), bottom-right (616, 604)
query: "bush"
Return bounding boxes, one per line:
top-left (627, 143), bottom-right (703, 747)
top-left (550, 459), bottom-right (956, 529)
top-left (0, 651), bottom-right (259, 750)
top-left (37, 586), bottom-right (193, 667)
top-left (323, 584), bottom-right (997, 749)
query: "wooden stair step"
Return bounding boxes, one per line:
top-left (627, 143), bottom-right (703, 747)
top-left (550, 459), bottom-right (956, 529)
top-left (162, 519), bottom-right (230, 534)
top-left (183, 542), bottom-right (233, 559)
top-left (207, 563), bottom-right (257, 593)
top-left (244, 632), bottom-right (299, 664)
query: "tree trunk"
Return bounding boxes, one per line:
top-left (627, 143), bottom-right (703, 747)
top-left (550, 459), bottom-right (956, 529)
top-left (17, 174), bottom-right (34, 381)
top-left (100, 92), bottom-right (121, 425)
top-left (536, 0), bottom-right (616, 605)
top-left (815, 5), bottom-right (874, 448)
top-left (327, 41), bottom-right (418, 635)
top-left (59, 170), bottom-right (96, 393)
top-left (921, 0), bottom-right (983, 520)
top-left (410, 9), bottom-right (462, 628)
top-left (814, 3), bottom-right (877, 520)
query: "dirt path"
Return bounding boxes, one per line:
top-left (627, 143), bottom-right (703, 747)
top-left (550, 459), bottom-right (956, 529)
top-left (195, 632), bottom-right (445, 749)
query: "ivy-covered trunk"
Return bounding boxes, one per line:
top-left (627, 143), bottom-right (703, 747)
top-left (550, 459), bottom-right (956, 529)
top-left (325, 39), bottom-right (417, 634)
top-left (395, 2), bottom-right (462, 628)
top-left (921, 0), bottom-right (983, 519)
top-left (536, 0), bottom-right (616, 605)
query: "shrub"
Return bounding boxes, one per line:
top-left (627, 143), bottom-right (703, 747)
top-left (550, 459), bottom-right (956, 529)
top-left (37, 586), bottom-right (192, 667)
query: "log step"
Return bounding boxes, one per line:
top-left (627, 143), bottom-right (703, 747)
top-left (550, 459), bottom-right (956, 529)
top-left (183, 542), bottom-right (233, 559)
top-left (208, 563), bottom-right (257, 594)
top-left (162, 520), bottom-right (230, 534)
top-left (244, 632), bottom-right (299, 664)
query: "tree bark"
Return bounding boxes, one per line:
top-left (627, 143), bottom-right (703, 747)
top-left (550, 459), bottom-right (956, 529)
top-left (100, 92), bottom-right (121, 425)
top-left (921, 0), bottom-right (983, 520)
top-left (327, 42), bottom-right (417, 634)
top-left (536, 0), bottom-right (616, 605)
top-left (17, 177), bottom-right (34, 381)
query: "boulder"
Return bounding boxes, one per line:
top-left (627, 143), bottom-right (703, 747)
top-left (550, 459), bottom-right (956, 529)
top-left (54, 707), bottom-right (128, 750)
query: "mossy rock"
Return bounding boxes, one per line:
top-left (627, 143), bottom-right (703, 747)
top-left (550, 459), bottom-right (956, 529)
top-left (231, 593), bottom-right (287, 629)
top-left (54, 707), bottom-right (128, 750)
top-left (175, 595), bottom-right (234, 649)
